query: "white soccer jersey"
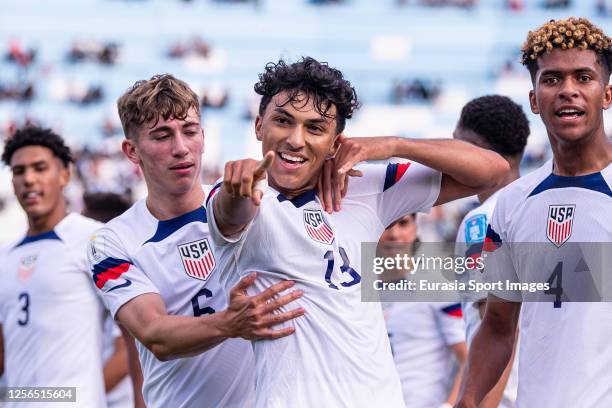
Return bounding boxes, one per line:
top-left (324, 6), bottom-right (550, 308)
top-left (208, 162), bottom-right (442, 407)
top-left (87, 186), bottom-right (255, 408)
top-left (483, 160), bottom-right (612, 407)
top-left (383, 301), bottom-right (465, 408)
top-left (102, 316), bottom-right (133, 408)
top-left (0, 213), bottom-right (107, 408)
top-left (455, 191), bottom-right (518, 408)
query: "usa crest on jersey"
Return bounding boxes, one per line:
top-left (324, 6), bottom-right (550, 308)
top-left (178, 238), bottom-right (216, 281)
top-left (303, 209), bottom-right (334, 245)
top-left (547, 205), bottom-right (575, 247)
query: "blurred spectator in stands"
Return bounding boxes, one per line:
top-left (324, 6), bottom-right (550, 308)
top-left (597, 0), bottom-right (612, 16)
top-left (167, 36), bottom-right (211, 59)
top-left (309, 0), bottom-right (345, 4)
top-left (0, 81), bottom-right (34, 102)
top-left (506, 0), bottom-right (524, 11)
top-left (201, 86), bottom-right (229, 109)
top-left (421, 0), bottom-right (476, 8)
top-left (101, 117), bottom-right (122, 138)
top-left (75, 151), bottom-right (141, 197)
top-left (5, 39), bottom-right (36, 68)
top-left (543, 0), bottom-right (570, 8)
top-left (392, 79), bottom-right (441, 104)
top-left (68, 40), bottom-right (119, 65)
top-left (243, 95), bottom-right (261, 120)
top-left (68, 84), bottom-right (104, 106)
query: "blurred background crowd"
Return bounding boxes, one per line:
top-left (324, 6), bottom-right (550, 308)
top-left (1, 0), bottom-right (611, 243)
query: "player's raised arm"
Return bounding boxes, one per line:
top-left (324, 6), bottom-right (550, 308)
top-left (213, 151), bottom-right (274, 237)
top-left (116, 272), bottom-right (303, 361)
top-left (333, 136), bottom-right (510, 206)
top-left (455, 297), bottom-right (520, 408)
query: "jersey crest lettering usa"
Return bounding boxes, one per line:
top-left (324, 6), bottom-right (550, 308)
top-left (547, 204), bottom-right (575, 247)
top-left (178, 238), bottom-right (216, 281)
top-left (303, 209), bottom-right (334, 245)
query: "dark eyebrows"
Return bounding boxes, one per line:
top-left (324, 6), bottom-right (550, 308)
top-left (272, 107), bottom-right (294, 118)
top-left (540, 66), bottom-right (598, 77)
top-left (148, 125), bottom-right (172, 135)
top-left (11, 160), bottom-right (48, 171)
top-left (273, 107), bottom-right (331, 126)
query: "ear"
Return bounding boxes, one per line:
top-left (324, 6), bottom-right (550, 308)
top-left (58, 163), bottom-right (71, 188)
top-left (121, 138), bottom-right (141, 165)
top-left (529, 89), bottom-right (539, 114)
top-left (603, 84), bottom-right (612, 110)
top-left (255, 116), bottom-right (263, 141)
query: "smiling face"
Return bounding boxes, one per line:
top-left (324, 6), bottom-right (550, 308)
top-left (529, 48), bottom-right (612, 145)
top-left (122, 107), bottom-right (204, 197)
top-left (255, 91), bottom-right (340, 197)
top-left (10, 145), bottom-right (69, 222)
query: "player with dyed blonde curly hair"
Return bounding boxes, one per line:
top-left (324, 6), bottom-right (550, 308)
top-left (457, 17), bottom-right (612, 408)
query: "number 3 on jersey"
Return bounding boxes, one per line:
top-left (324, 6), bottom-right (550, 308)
top-left (323, 247), bottom-right (361, 289)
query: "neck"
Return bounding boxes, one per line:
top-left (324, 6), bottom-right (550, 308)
top-left (27, 200), bottom-right (67, 236)
top-left (477, 161), bottom-right (521, 204)
top-left (549, 131), bottom-right (612, 176)
top-left (146, 183), bottom-right (205, 220)
top-left (270, 177), bottom-right (317, 200)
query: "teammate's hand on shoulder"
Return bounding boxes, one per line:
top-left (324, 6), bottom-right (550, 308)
top-left (222, 151), bottom-right (274, 206)
top-left (221, 272), bottom-right (305, 340)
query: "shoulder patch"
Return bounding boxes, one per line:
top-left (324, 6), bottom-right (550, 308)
top-left (464, 214), bottom-right (487, 244)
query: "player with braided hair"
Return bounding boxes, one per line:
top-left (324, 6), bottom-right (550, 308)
top-left (458, 17), bottom-right (612, 408)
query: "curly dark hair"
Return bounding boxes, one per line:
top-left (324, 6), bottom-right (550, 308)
top-left (458, 95), bottom-right (530, 157)
top-left (521, 17), bottom-right (612, 82)
top-left (254, 57), bottom-right (359, 134)
top-left (2, 125), bottom-right (73, 167)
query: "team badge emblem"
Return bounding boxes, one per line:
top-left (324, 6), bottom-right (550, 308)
top-left (18, 254), bottom-right (37, 281)
top-left (303, 209), bottom-right (334, 245)
top-left (547, 205), bottom-right (575, 247)
top-left (465, 214), bottom-right (487, 244)
top-left (178, 238), bottom-right (216, 281)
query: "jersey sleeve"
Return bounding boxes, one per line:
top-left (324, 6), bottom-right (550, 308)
top-left (481, 199), bottom-right (521, 302)
top-left (435, 303), bottom-right (466, 346)
top-left (351, 162), bottom-right (441, 228)
top-left (87, 227), bottom-right (160, 318)
top-left (205, 180), bottom-right (252, 248)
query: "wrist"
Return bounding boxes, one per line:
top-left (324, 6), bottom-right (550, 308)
top-left (210, 309), bottom-right (233, 339)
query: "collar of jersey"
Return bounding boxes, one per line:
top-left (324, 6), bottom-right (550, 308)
top-left (143, 206), bottom-right (207, 244)
top-left (276, 188), bottom-right (318, 208)
top-left (15, 230), bottom-right (62, 248)
top-left (528, 171), bottom-right (612, 198)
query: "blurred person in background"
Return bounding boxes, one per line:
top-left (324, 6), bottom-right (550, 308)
top-left (453, 95), bottom-right (530, 407)
top-left (0, 126), bottom-right (109, 408)
top-left (380, 214), bottom-right (467, 408)
top-left (87, 74), bottom-right (305, 408)
top-left (82, 192), bottom-right (144, 408)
